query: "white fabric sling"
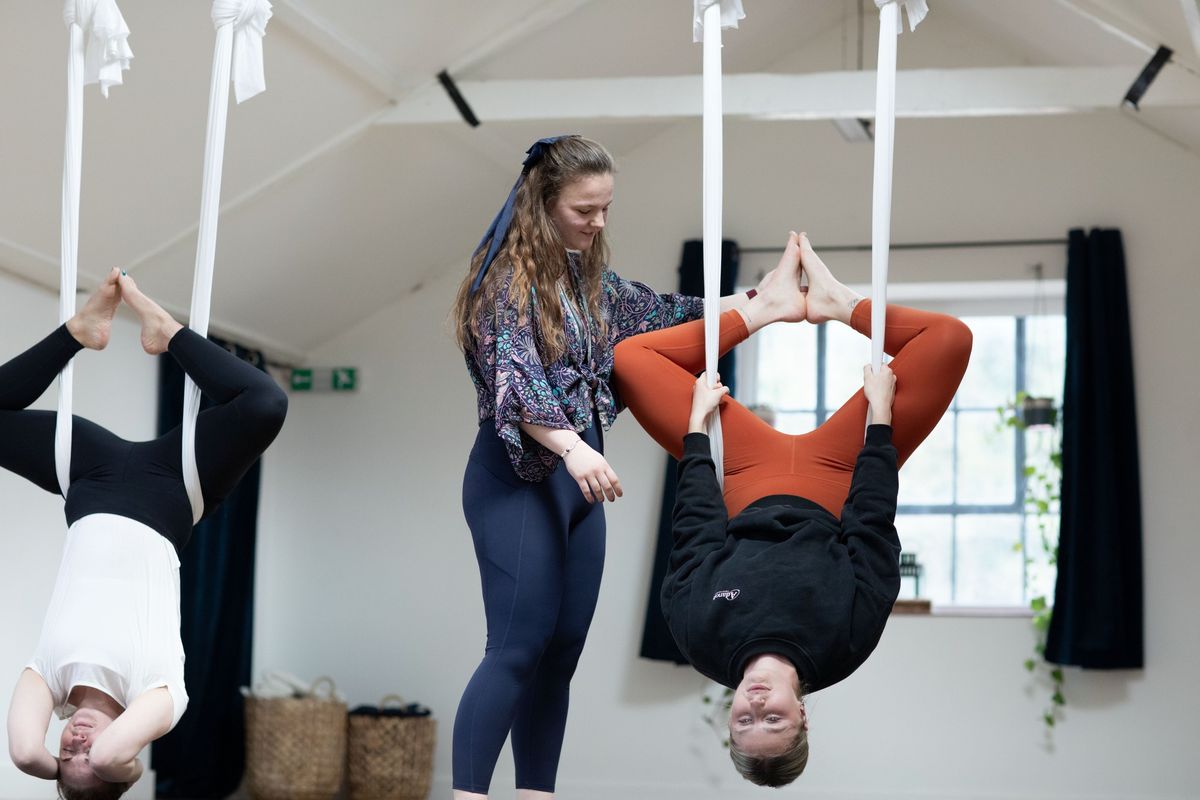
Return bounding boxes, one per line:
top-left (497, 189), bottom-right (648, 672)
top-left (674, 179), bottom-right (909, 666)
top-left (182, 0), bottom-right (273, 525)
top-left (869, 0), bottom-right (928, 426)
top-left (55, 0), bottom-right (133, 498)
top-left (694, 0), bottom-right (743, 486)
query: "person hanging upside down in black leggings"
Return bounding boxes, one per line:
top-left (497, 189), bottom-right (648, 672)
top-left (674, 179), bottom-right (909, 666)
top-left (3, 268), bottom-right (287, 798)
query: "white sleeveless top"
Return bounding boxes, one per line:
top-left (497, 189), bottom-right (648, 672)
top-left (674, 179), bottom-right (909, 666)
top-left (27, 514), bottom-right (188, 731)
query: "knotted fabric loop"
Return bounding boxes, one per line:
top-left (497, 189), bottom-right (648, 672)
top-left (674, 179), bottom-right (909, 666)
top-left (212, 0), bottom-right (272, 103)
top-left (874, 0), bottom-right (929, 33)
top-left (63, 0), bottom-right (133, 98)
top-left (469, 135), bottom-right (572, 294)
top-left (693, 0), bottom-right (745, 44)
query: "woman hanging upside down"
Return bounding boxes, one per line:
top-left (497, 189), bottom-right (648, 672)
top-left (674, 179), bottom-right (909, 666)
top-left (3, 269), bottom-right (287, 798)
top-left (613, 232), bottom-right (971, 787)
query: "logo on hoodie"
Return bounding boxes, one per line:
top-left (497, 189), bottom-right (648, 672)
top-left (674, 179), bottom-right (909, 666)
top-left (713, 589), bottom-right (741, 601)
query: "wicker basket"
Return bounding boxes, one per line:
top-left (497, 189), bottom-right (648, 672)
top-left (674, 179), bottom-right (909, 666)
top-left (347, 695), bottom-right (436, 800)
top-left (245, 676), bottom-right (347, 800)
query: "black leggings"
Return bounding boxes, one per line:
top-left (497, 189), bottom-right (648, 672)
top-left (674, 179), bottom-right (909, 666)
top-left (0, 325), bottom-right (287, 550)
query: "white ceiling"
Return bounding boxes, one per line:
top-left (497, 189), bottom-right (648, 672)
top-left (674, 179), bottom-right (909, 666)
top-left (1, 0), bottom-right (1197, 360)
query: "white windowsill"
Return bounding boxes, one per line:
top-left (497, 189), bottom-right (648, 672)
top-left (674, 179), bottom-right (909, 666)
top-left (928, 605), bottom-right (1035, 618)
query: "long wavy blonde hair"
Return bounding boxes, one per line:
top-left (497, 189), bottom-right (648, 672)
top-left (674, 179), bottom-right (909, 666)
top-left (452, 136), bottom-right (613, 364)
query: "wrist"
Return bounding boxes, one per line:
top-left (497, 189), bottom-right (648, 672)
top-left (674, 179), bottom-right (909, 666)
top-left (560, 437), bottom-right (584, 459)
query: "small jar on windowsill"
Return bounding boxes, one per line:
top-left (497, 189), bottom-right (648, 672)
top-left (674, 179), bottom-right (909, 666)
top-left (893, 552), bottom-right (932, 615)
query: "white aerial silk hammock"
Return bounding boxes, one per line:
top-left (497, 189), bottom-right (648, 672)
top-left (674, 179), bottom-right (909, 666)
top-left (868, 0), bottom-right (928, 423)
top-left (55, 0), bottom-right (134, 497)
top-left (182, 0), bottom-right (273, 524)
top-left (694, 0), bottom-right (744, 486)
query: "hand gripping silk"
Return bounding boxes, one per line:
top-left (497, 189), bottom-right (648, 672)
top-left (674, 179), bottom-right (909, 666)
top-left (695, 1), bottom-right (745, 484)
top-left (55, 0), bottom-right (132, 497)
top-left (182, 0), bottom-right (272, 524)
top-left (867, 0), bottom-right (928, 429)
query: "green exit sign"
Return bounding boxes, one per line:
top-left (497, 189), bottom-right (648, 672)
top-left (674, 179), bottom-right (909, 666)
top-left (289, 367), bottom-right (358, 393)
top-left (290, 369), bottom-right (314, 391)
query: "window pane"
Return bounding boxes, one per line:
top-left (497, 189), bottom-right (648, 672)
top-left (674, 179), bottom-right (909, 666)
top-left (773, 411), bottom-right (817, 435)
top-left (755, 324), bottom-right (817, 410)
top-left (956, 410), bottom-right (1016, 505)
top-left (898, 413), bottom-right (954, 506)
top-left (895, 514), bottom-right (952, 606)
top-left (957, 317), bottom-right (1015, 408)
top-left (824, 322), bottom-right (870, 414)
top-left (1023, 425), bottom-right (1061, 506)
top-left (1025, 314), bottom-right (1066, 402)
top-left (955, 514), bottom-right (1024, 605)
top-left (746, 297), bottom-right (1066, 610)
top-left (1024, 514), bottom-right (1059, 604)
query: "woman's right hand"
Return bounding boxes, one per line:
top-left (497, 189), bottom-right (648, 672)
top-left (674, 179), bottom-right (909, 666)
top-left (689, 372), bottom-right (730, 433)
top-left (564, 442), bottom-right (623, 503)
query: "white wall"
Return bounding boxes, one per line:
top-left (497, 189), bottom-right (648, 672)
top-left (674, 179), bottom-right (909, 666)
top-left (253, 111), bottom-right (1200, 799)
top-left (0, 277), bottom-right (158, 798)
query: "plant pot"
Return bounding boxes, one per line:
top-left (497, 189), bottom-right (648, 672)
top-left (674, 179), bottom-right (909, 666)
top-left (1021, 396), bottom-right (1057, 428)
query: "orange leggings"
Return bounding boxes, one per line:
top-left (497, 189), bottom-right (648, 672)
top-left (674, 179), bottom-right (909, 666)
top-left (613, 302), bottom-right (972, 517)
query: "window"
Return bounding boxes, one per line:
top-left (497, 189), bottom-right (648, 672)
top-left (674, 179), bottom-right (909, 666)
top-left (736, 282), bottom-right (1065, 609)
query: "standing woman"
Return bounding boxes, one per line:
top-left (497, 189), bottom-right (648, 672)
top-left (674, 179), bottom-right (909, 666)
top-left (449, 135), bottom-right (757, 798)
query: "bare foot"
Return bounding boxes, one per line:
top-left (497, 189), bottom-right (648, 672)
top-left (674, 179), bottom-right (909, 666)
top-left (753, 232), bottom-right (807, 324)
top-left (118, 272), bottom-right (183, 355)
top-left (66, 268), bottom-right (122, 350)
top-left (798, 233), bottom-right (861, 325)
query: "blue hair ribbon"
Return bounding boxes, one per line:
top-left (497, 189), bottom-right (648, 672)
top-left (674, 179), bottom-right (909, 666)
top-left (469, 135), bottom-right (573, 294)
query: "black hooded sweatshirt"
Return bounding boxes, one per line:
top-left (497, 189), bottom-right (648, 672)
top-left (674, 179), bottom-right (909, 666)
top-left (661, 425), bottom-right (900, 692)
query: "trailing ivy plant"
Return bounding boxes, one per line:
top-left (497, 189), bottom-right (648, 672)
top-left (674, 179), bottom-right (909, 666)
top-left (999, 392), bottom-right (1065, 731)
top-left (701, 683), bottom-right (734, 748)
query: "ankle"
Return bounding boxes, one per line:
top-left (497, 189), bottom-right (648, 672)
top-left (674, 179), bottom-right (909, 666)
top-left (66, 315), bottom-right (104, 350)
top-left (841, 292), bottom-right (865, 325)
top-left (738, 295), bottom-right (778, 333)
top-left (65, 316), bottom-right (85, 344)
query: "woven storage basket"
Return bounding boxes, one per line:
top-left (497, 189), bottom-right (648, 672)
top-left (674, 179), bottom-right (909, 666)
top-left (245, 676), bottom-right (347, 800)
top-left (348, 695), bottom-right (436, 800)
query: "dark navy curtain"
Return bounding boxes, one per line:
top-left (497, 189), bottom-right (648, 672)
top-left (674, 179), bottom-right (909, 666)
top-left (1045, 228), bottom-right (1143, 669)
top-left (153, 336), bottom-right (265, 797)
top-left (639, 239), bottom-right (740, 662)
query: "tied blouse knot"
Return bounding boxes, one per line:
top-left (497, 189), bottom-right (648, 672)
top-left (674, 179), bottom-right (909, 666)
top-left (466, 252), bottom-right (703, 482)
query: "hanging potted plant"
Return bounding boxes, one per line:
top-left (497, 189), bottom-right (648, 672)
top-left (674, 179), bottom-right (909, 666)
top-left (1020, 394), bottom-right (1057, 428)
top-left (999, 396), bottom-right (1065, 732)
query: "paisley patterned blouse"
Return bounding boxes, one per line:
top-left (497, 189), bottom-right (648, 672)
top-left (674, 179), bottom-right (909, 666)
top-left (466, 252), bottom-right (704, 482)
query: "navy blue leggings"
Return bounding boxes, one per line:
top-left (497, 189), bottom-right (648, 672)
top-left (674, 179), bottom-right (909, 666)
top-left (453, 417), bottom-right (606, 794)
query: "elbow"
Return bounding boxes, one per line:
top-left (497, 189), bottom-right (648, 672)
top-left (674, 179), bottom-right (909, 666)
top-left (8, 742), bottom-right (46, 776)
